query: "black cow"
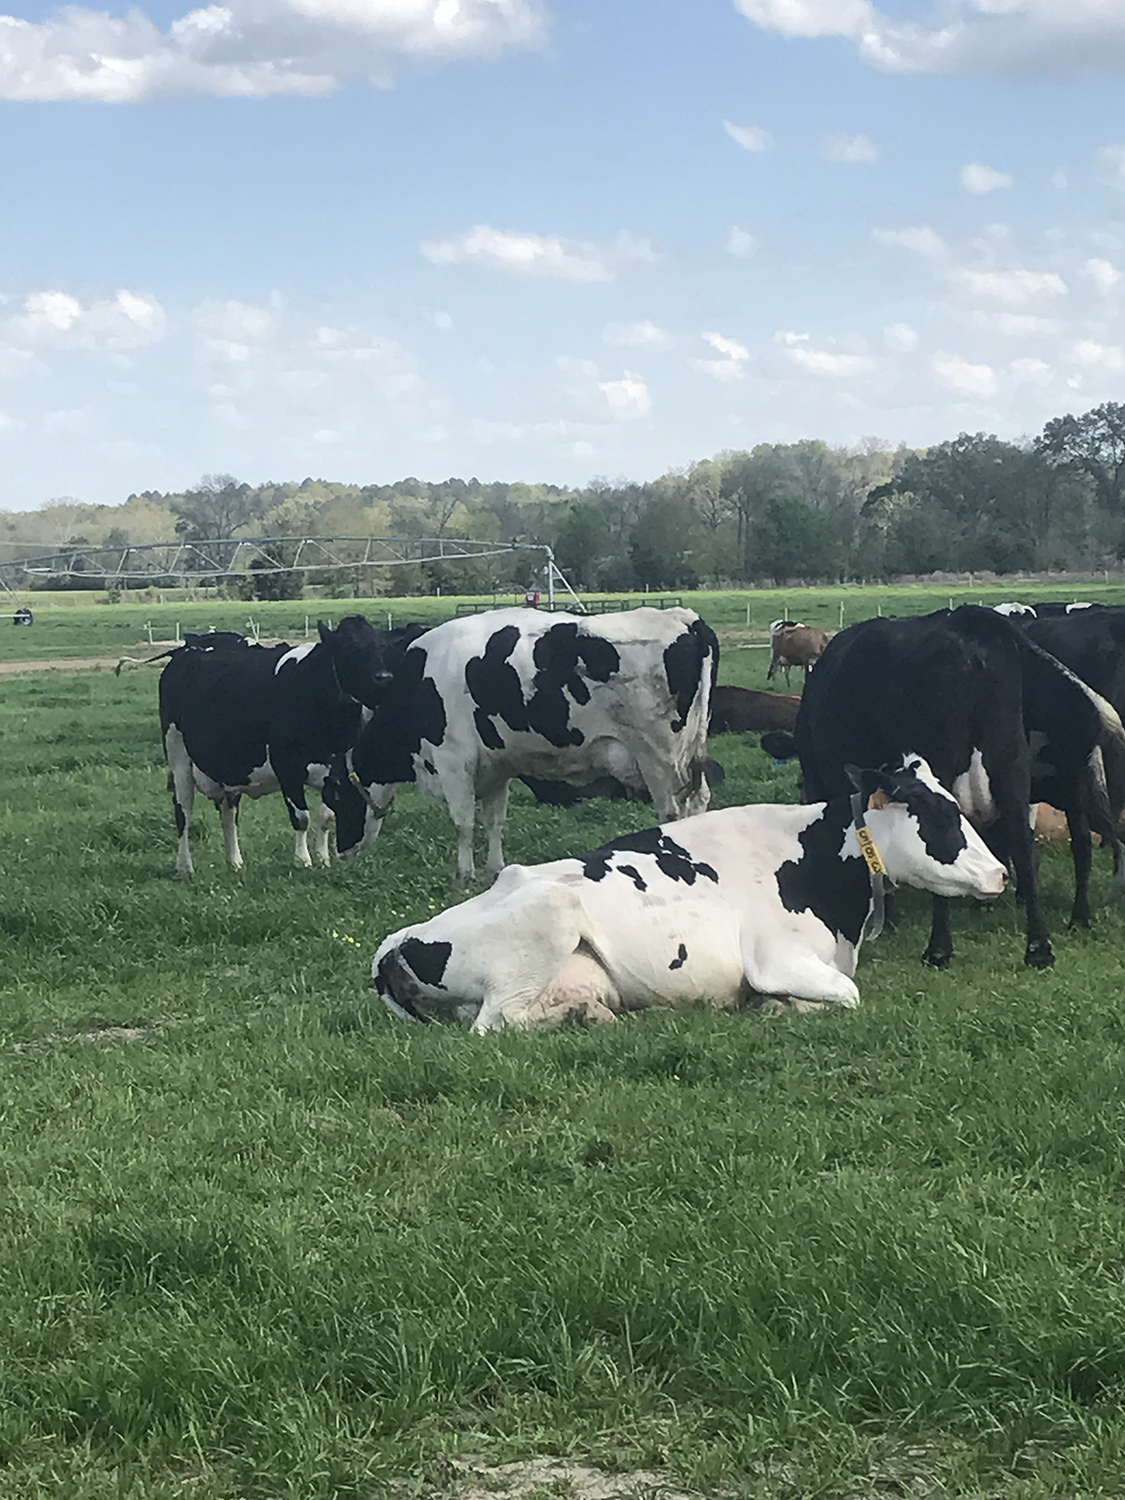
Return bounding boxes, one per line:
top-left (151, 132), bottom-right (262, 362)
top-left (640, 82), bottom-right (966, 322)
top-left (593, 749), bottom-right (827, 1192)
top-left (160, 617), bottom-right (425, 875)
top-left (1006, 605), bottom-right (1125, 922)
top-left (762, 606), bottom-right (1125, 968)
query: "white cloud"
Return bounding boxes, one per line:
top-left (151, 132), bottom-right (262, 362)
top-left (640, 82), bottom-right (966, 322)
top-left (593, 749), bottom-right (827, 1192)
top-left (42, 408), bottom-right (90, 436)
top-left (703, 331), bottom-right (749, 361)
top-left (933, 353), bottom-right (997, 398)
top-left (883, 322), bottom-right (918, 352)
top-left (1010, 357), bottom-right (1054, 385)
top-left (961, 162), bottom-right (1013, 194)
top-left (8, 288), bottom-right (166, 351)
top-left (1097, 144), bottom-right (1125, 189)
top-left (691, 330), bottom-right (749, 381)
top-left (733, 0), bottom-right (874, 39)
top-left (604, 320), bottom-right (674, 350)
top-left (822, 132), bottom-right (878, 163)
top-left (950, 268), bottom-right (1068, 305)
top-left (421, 225), bottom-right (658, 282)
top-left (725, 226), bottom-right (758, 259)
top-left (1084, 257), bottom-right (1123, 293)
top-left (723, 121), bottom-right (773, 153)
top-left (598, 374), bottom-right (651, 418)
top-left (735, 0), bottom-right (1125, 78)
top-left (972, 311), bottom-right (1063, 335)
top-left (1073, 339), bottom-right (1125, 370)
top-left (873, 224), bottom-right (949, 259)
top-left (787, 346), bottom-right (874, 377)
top-left (0, 0), bottom-right (547, 102)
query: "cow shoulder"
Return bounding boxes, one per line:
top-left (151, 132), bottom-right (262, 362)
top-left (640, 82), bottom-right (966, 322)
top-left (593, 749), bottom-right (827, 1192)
top-left (774, 801), bottom-right (869, 946)
top-left (663, 617), bottom-right (718, 732)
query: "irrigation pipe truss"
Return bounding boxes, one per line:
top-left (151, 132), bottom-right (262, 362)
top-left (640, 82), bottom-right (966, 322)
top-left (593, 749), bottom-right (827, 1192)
top-left (0, 536), bottom-right (585, 611)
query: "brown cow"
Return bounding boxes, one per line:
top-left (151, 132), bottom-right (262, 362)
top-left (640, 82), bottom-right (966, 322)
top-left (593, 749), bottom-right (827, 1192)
top-left (709, 684), bottom-right (801, 735)
top-left (767, 620), bottom-right (830, 684)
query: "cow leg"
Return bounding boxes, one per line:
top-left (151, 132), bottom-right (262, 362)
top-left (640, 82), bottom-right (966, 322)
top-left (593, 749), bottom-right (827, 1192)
top-left (632, 745), bottom-right (708, 822)
top-left (741, 932), bottom-right (860, 1009)
top-left (1006, 811), bottom-right (1053, 967)
top-left (278, 774), bottom-right (314, 868)
top-left (312, 798), bottom-right (335, 866)
top-left (924, 896), bottom-right (954, 968)
top-left (442, 777), bottom-right (478, 884)
top-left (219, 794), bottom-right (244, 871)
top-left (171, 781), bottom-right (195, 879)
top-left (164, 726), bottom-right (196, 878)
top-left (473, 948), bottom-right (619, 1033)
top-left (479, 779), bottom-right (511, 879)
top-left (1065, 805), bottom-right (1094, 928)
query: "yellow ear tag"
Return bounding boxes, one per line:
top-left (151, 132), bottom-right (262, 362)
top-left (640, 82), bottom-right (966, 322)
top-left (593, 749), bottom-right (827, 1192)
top-left (856, 825), bottom-right (887, 876)
top-left (349, 770), bottom-right (361, 786)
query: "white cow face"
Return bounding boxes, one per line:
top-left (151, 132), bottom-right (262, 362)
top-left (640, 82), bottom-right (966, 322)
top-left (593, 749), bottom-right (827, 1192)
top-left (857, 756), bottom-right (1008, 900)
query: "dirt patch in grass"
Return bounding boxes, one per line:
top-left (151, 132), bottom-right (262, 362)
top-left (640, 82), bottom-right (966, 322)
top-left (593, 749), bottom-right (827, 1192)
top-left (430, 1458), bottom-right (695, 1500)
top-left (0, 656), bottom-right (119, 676)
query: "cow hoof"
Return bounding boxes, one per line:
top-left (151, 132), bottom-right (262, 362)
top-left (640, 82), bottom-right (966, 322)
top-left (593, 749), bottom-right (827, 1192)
top-left (923, 949), bottom-right (952, 969)
top-left (1025, 941), bottom-right (1055, 968)
top-left (1068, 914), bottom-right (1092, 930)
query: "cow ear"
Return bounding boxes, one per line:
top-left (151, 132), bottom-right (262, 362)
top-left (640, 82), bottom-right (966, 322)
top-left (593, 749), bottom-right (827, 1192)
top-left (317, 620), bottom-right (333, 644)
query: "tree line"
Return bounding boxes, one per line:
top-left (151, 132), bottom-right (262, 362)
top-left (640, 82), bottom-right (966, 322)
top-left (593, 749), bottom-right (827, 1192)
top-left (6, 402), bottom-right (1125, 595)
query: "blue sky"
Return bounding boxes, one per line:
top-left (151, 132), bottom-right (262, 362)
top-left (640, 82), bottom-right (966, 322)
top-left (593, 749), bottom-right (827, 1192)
top-left (2, 0), bottom-right (1124, 508)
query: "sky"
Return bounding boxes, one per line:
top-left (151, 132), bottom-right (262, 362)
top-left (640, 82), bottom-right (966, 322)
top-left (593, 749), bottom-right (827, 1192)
top-left (1, 0), bottom-right (1124, 510)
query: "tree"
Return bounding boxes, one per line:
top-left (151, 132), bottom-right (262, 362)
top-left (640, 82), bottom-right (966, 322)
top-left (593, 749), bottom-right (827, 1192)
top-left (630, 496), bottom-right (701, 589)
top-left (553, 502), bottom-right (609, 589)
top-left (867, 433), bottom-right (1058, 574)
top-left (171, 474), bottom-right (262, 541)
top-left (248, 544), bottom-right (304, 600)
top-left (746, 495), bottom-right (838, 582)
top-left (1037, 402), bottom-right (1125, 514)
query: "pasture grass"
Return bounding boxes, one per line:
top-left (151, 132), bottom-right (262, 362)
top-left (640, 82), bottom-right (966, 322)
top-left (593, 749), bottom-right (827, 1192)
top-left (8, 577), bottom-right (1125, 666)
top-left (4, 639), bottom-right (1125, 1495)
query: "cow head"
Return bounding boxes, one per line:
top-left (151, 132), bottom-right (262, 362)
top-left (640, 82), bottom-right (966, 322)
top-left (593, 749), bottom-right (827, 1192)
top-left (321, 753), bottom-right (395, 858)
top-left (318, 617), bottom-right (427, 710)
top-left (847, 756), bottom-right (1007, 900)
top-left (323, 751), bottom-right (397, 857)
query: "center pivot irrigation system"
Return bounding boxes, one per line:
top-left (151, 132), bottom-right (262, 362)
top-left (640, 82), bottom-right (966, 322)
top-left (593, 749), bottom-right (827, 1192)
top-left (0, 534), bottom-right (586, 610)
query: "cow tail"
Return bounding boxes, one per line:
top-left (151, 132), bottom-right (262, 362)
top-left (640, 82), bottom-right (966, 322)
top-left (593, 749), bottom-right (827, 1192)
top-left (1021, 635), bottom-right (1125, 754)
top-left (115, 648), bottom-right (176, 677)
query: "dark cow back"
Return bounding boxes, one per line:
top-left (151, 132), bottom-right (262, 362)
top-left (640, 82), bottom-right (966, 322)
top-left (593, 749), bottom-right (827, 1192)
top-left (709, 684), bottom-right (801, 735)
top-left (791, 605), bottom-right (1118, 967)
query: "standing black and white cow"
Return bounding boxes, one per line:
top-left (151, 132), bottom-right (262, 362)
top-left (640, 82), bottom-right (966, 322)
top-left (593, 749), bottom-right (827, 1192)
top-left (762, 605), bottom-right (1125, 968)
top-left (328, 606), bottom-right (719, 882)
top-left (371, 754), bottom-right (1007, 1031)
top-left (160, 618), bottom-right (424, 875)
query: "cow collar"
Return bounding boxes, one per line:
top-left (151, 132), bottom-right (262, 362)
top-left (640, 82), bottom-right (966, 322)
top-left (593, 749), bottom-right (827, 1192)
top-left (849, 791), bottom-right (887, 942)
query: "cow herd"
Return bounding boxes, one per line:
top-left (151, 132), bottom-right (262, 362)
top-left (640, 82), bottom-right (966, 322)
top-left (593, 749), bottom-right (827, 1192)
top-left (146, 598), bottom-right (1125, 1033)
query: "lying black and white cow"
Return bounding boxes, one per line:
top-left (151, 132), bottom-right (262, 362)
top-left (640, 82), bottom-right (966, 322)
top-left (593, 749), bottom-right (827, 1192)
top-left (329, 606), bottom-right (719, 882)
top-left (372, 755), bottom-right (1006, 1031)
top-left (762, 605), bottom-right (1125, 967)
top-left (161, 617), bottom-right (424, 875)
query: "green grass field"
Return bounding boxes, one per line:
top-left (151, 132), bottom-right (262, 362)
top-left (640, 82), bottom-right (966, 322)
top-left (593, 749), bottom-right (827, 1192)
top-left (8, 577), bottom-right (1125, 667)
top-left (4, 597), bottom-right (1125, 1497)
